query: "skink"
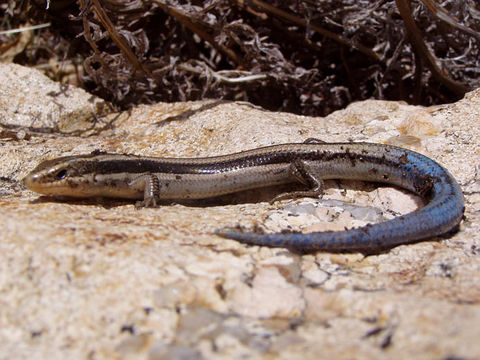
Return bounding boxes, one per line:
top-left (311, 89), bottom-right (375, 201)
top-left (23, 141), bottom-right (464, 251)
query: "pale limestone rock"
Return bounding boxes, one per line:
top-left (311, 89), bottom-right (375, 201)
top-left (229, 266), bottom-right (305, 318)
top-left (0, 63), bottom-right (479, 359)
top-left (0, 62), bottom-right (112, 132)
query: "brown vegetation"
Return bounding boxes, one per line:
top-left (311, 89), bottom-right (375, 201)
top-left (1, 1), bottom-right (479, 115)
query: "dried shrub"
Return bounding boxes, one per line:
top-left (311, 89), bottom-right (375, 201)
top-left (1, 0), bottom-right (479, 116)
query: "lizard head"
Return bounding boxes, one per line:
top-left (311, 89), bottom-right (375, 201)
top-left (23, 155), bottom-right (90, 197)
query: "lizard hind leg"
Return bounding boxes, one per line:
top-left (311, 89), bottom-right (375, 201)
top-left (270, 159), bottom-right (324, 203)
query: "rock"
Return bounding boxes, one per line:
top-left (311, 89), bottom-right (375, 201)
top-left (1, 62), bottom-right (479, 359)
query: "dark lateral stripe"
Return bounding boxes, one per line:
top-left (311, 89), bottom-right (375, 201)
top-left (78, 148), bottom-right (416, 176)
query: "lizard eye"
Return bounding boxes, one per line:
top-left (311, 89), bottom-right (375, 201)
top-left (55, 169), bottom-right (68, 180)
